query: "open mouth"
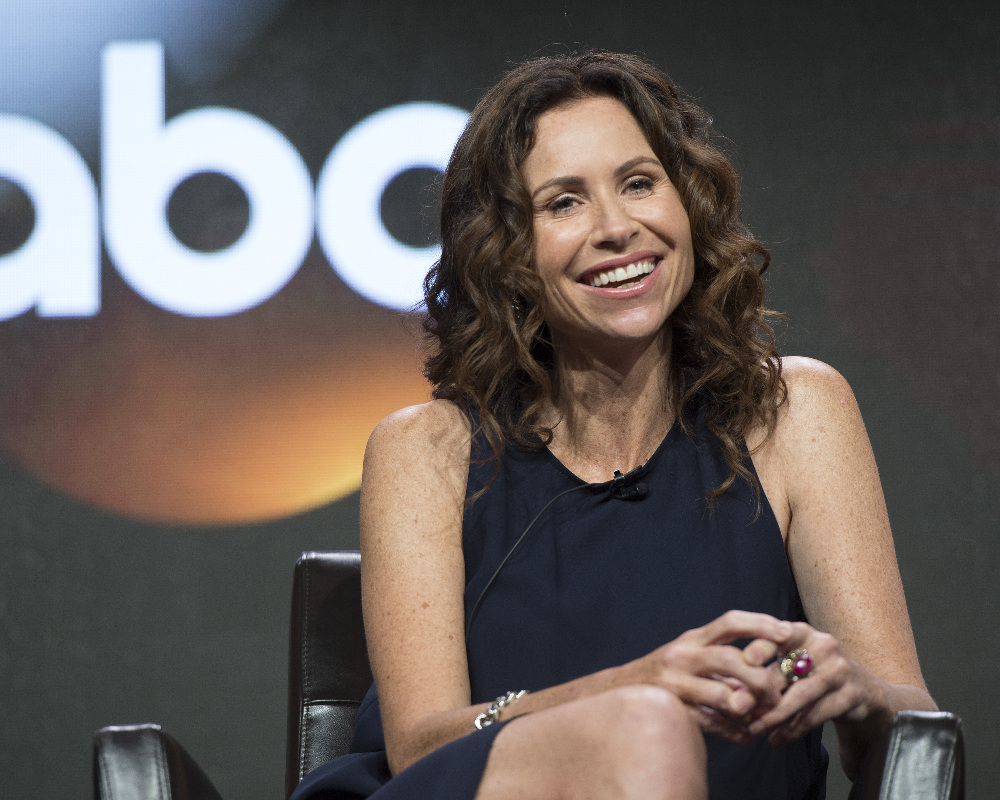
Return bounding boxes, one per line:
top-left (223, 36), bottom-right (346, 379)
top-left (582, 259), bottom-right (657, 290)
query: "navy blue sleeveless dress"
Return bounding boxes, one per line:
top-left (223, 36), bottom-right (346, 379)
top-left (290, 405), bottom-right (828, 800)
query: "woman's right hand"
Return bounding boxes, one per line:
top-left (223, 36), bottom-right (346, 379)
top-left (620, 610), bottom-right (794, 744)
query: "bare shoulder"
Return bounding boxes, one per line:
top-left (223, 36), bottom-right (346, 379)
top-left (779, 354), bottom-right (849, 387)
top-left (750, 357), bottom-right (870, 538)
top-left (366, 398), bottom-right (471, 460)
top-left (360, 399), bottom-right (472, 554)
top-left (767, 356), bottom-right (867, 456)
top-left (364, 400), bottom-right (471, 487)
top-left (779, 355), bottom-right (858, 421)
top-left (766, 355), bottom-right (887, 548)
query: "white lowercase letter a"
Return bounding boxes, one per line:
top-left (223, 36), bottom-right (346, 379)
top-left (0, 116), bottom-right (99, 319)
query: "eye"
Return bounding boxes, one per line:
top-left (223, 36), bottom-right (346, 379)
top-left (624, 176), bottom-right (655, 194)
top-left (546, 194), bottom-right (580, 214)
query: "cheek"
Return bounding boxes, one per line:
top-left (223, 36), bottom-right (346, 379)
top-left (636, 203), bottom-right (692, 248)
top-left (681, 256), bottom-right (696, 294)
top-left (532, 222), bottom-right (578, 275)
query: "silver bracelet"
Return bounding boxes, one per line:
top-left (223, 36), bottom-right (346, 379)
top-left (474, 689), bottom-right (528, 730)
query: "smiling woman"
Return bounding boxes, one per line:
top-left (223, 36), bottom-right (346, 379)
top-left (522, 97), bottom-right (695, 372)
top-left (425, 53), bottom-right (784, 502)
top-left (289, 51), bottom-right (936, 800)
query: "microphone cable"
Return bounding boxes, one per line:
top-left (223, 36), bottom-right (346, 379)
top-left (463, 463), bottom-right (649, 640)
top-left (465, 482), bottom-right (593, 640)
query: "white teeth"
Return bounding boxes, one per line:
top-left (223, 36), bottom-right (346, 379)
top-left (587, 260), bottom-right (655, 288)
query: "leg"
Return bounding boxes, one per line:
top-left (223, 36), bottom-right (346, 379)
top-left (475, 685), bottom-right (707, 800)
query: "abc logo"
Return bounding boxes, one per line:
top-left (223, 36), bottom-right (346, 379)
top-left (0, 41), bottom-right (468, 319)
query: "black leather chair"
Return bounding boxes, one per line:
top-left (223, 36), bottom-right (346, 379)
top-left (94, 551), bottom-right (372, 800)
top-left (285, 550), bottom-right (373, 794)
top-left (93, 550), bottom-right (965, 800)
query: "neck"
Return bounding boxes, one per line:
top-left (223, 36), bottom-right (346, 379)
top-left (543, 328), bottom-right (676, 483)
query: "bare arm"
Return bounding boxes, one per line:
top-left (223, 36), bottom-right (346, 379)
top-left (359, 400), bottom-right (474, 775)
top-left (748, 357), bottom-right (936, 776)
top-left (362, 401), bottom-right (797, 775)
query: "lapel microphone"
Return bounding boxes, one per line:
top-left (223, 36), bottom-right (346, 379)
top-left (610, 468), bottom-right (649, 501)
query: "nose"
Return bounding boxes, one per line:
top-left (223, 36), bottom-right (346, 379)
top-left (592, 196), bottom-right (639, 250)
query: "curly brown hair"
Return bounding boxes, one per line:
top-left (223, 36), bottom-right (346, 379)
top-left (423, 51), bottom-right (786, 500)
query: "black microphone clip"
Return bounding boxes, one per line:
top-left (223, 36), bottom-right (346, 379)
top-left (610, 468), bottom-right (649, 501)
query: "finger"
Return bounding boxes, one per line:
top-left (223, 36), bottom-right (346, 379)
top-left (669, 671), bottom-right (737, 711)
top-left (712, 675), bottom-right (746, 691)
top-left (747, 666), bottom-right (787, 723)
top-left (778, 621), bottom-right (829, 652)
top-left (749, 664), bottom-right (838, 735)
top-left (693, 611), bottom-right (794, 647)
top-left (769, 665), bottom-right (872, 744)
top-left (727, 685), bottom-right (757, 719)
top-left (707, 676), bottom-right (767, 720)
top-left (747, 632), bottom-right (833, 724)
top-left (700, 645), bottom-right (784, 705)
top-left (698, 673), bottom-right (780, 722)
top-left (688, 705), bottom-right (753, 745)
top-left (768, 688), bottom-right (860, 745)
top-left (647, 641), bottom-right (771, 698)
top-left (767, 706), bottom-right (811, 746)
top-left (742, 637), bottom-right (780, 667)
top-left (667, 671), bottom-right (763, 721)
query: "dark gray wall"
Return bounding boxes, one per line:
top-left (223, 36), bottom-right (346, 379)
top-left (1, 1), bottom-right (996, 798)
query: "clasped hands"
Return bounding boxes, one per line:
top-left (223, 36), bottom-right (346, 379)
top-left (625, 610), bottom-right (884, 747)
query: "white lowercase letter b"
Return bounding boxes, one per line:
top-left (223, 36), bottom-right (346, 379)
top-left (101, 41), bottom-right (314, 317)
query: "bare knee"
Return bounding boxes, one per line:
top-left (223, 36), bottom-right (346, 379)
top-left (610, 684), bottom-right (692, 735)
top-left (477, 686), bottom-right (706, 800)
top-left (600, 686), bottom-right (706, 793)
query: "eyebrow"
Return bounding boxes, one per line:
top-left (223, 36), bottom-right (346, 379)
top-left (615, 156), bottom-right (663, 176)
top-left (530, 156), bottom-right (664, 200)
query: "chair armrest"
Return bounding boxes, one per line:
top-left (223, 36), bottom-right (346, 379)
top-left (848, 710), bottom-right (964, 800)
top-left (93, 724), bottom-right (223, 800)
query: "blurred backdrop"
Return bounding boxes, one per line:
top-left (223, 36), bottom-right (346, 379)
top-left (0, 1), bottom-right (996, 797)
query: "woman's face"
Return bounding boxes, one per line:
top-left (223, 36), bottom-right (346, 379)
top-left (522, 95), bottom-right (694, 355)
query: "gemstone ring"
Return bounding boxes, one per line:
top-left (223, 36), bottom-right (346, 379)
top-left (780, 649), bottom-right (815, 685)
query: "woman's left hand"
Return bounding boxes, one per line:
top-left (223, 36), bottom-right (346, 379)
top-left (745, 621), bottom-right (891, 747)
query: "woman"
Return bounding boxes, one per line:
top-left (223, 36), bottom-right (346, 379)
top-left (292, 52), bottom-right (935, 800)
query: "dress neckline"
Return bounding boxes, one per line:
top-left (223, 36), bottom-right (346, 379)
top-left (539, 416), bottom-right (684, 489)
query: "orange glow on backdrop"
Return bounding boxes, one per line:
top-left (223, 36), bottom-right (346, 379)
top-left (0, 261), bottom-right (433, 525)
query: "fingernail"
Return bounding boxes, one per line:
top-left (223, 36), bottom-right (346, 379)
top-left (730, 694), bottom-right (753, 715)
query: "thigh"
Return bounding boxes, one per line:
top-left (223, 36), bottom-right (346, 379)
top-left (475, 685), bottom-right (707, 800)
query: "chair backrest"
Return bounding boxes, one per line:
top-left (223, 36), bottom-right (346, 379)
top-left (285, 551), bottom-right (373, 798)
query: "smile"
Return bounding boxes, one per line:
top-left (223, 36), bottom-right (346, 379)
top-left (584, 259), bottom-right (657, 289)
